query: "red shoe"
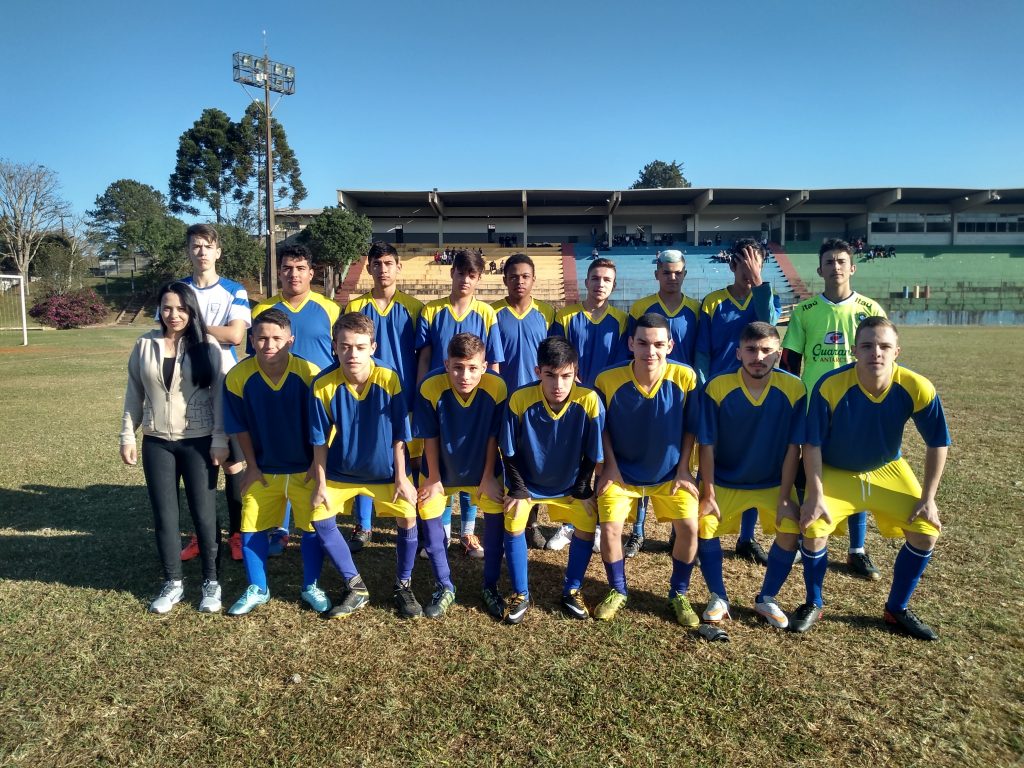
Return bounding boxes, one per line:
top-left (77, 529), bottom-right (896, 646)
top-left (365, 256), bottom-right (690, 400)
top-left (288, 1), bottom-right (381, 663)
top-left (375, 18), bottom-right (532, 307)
top-left (229, 532), bottom-right (243, 561)
top-left (180, 534), bottom-right (200, 562)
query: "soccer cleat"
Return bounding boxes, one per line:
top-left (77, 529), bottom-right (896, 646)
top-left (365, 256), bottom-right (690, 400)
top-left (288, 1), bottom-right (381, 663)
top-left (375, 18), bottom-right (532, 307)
top-left (228, 584), bottom-right (270, 616)
top-left (848, 551), bottom-right (882, 581)
top-left (228, 532), bottom-right (243, 561)
top-left (481, 586), bottom-right (506, 620)
top-left (505, 593), bottom-right (530, 625)
top-left (624, 532), bottom-right (644, 558)
top-left (348, 526), bottom-right (371, 554)
top-left (527, 524), bottom-right (548, 550)
top-left (560, 589), bottom-right (590, 620)
top-left (180, 534), bottom-right (200, 562)
top-left (736, 538), bottom-right (769, 566)
top-left (148, 580), bottom-right (184, 614)
top-left (268, 531), bottom-right (289, 557)
top-left (424, 585), bottom-right (456, 619)
top-left (545, 524), bottom-right (572, 552)
top-left (592, 526), bottom-right (602, 554)
top-left (790, 602), bottom-right (824, 633)
top-left (594, 589), bottom-right (628, 621)
top-left (393, 580), bottom-right (423, 619)
top-left (324, 578), bottom-right (370, 619)
top-left (884, 607), bottom-right (938, 641)
top-left (668, 592), bottom-right (700, 628)
top-left (461, 533), bottom-right (484, 560)
top-left (198, 579), bottom-right (222, 613)
top-left (754, 596), bottom-right (789, 629)
top-left (702, 592), bottom-right (731, 623)
top-left (300, 582), bottom-right (332, 613)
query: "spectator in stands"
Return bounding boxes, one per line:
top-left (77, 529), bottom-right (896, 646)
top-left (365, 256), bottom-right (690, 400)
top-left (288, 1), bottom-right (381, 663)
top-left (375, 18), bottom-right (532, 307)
top-left (489, 260), bottom-right (498, 274)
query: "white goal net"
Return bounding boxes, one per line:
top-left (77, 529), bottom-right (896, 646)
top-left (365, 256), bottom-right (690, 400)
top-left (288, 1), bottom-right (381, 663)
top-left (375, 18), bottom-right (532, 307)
top-left (0, 274), bottom-right (29, 346)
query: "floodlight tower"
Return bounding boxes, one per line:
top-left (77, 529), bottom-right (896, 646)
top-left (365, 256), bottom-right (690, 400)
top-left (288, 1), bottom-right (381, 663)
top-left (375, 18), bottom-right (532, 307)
top-left (232, 50), bottom-right (296, 292)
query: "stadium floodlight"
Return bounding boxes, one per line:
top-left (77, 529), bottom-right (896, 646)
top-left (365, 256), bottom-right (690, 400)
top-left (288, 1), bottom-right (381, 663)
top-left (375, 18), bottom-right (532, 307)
top-left (233, 49), bottom-right (296, 290)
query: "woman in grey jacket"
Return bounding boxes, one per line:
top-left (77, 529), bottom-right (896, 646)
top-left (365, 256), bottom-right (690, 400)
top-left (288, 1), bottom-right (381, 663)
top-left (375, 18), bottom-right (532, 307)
top-left (120, 281), bottom-right (229, 614)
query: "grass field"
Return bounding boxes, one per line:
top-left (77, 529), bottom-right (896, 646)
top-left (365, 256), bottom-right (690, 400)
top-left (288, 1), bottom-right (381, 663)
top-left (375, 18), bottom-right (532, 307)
top-left (1, 326), bottom-right (1022, 767)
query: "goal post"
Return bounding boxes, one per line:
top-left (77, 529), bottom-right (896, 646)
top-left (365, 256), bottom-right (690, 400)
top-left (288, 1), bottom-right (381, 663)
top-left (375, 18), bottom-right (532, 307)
top-left (0, 274), bottom-right (29, 346)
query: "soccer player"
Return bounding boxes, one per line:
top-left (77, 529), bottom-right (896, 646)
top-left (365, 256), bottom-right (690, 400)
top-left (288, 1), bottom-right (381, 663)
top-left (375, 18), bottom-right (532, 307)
top-left (179, 224), bottom-right (251, 563)
top-left (415, 334), bottom-right (506, 619)
top-left (491, 253), bottom-right (555, 549)
top-left (346, 241), bottom-right (424, 552)
top-left (223, 309), bottom-right (331, 615)
top-left (416, 249), bottom-right (505, 558)
top-left (695, 238), bottom-right (782, 566)
top-left (593, 314), bottom-right (701, 625)
top-left (697, 322), bottom-right (805, 629)
top-left (782, 238), bottom-right (887, 580)
top-left (784, 317), bottom-right (950, 640)
top-left (250, 243), bottom-right (341, 555)
top-left (549, 257), bottom-right (628, 552)
top-left (625, 249), bottom-right (701, 557)
top-left (501, 337), bottom-right (605, 621)
top-left (308, 313), bottom-right (422, 619)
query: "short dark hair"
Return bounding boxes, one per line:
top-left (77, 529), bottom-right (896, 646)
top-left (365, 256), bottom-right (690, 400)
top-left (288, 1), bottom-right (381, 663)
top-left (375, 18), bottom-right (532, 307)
top-left (855, 315), bottom-right (898, 344)
top-left (819, 238), bottom-right (853, 263)
top-left (186, 223), bottom-right (219, 247)
top-left (332, 311), bottom-right (375, 342)
top-left (452, 249), bottom-right (485, 275)
top-left (278, 243), bottom-right (313, 267)
top-left (367, 241), bottom-right (400, 263)
top-left (730, 237), bottom-right (765, 265)
top-left (634, 312), bottom-right (670, 335)
top-left (739, 321), bottom-right (780, 344)
top-left (252, 307), bottom-right (292, 333)
top-left (502, 252), bottom-right (534, 277)
top-left (587, 257), bottom-right (617, 278)
top-left (447, 332), bottom-right (486, 361)
top-left (537, 337), bottom-right (578, 370)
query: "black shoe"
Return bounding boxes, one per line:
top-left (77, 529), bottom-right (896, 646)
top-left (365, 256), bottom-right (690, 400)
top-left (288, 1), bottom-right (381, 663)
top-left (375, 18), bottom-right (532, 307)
top-left (884, 607), bottom-right (938, 641)
top-left (348, 526), bottom-right (371, 553)
top-left (736, 538), bottom-right (769, 566)
top-left (505, 593), bottom-right (530, 625)
top-left (624, 532), bottom-right (644, 558)
top-left (392, 580), bottom-right (423, 619)
top-left (560, 589), bottom-right (590, 620)
top-left (847, 551), bottom-right (881, 581)
top-left (324, 577), bottom-right (370, 619)
top-left (424, 584), bottom-right (456, 619)
top-left (481, 586), bottom-right (506, 621)
top-left (790, 602), bottom-right (823, 633)
top-left (526, 525), bottom-right (547, 550)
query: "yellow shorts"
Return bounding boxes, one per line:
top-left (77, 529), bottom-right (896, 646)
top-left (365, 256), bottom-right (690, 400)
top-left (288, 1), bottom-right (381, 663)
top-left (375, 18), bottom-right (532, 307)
top-left (698, 484), bottom-right (797, 539)
top-left (598, 479), bottom-right (698, 525)
top-left (311, 480), bottom-right (416, 523)
top-left (241, 472), bottom-right (316, 533)
top-left (505, 496), bottom-right (597, 534)
top-left (777, 458), bottom-right (940, 539)
top-left (418, 485), bottom-right (502, 521)
top-left (407, 438), bottom-right (424, 460)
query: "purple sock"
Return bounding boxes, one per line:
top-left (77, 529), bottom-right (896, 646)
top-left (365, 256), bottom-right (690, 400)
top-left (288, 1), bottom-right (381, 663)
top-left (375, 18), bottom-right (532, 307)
top-left (423, 516), bottom-right (454, 591)
top-left (482, 512), bottom-right (504, 590)
top-left (563, 533), bottom-right (594, 593)
top-left (300, 529), bottom-right (325, 590)
top-left (696, 538), bottom-right (726, 599)
top-left (311, 518), bottom-right (358, 581)
top-left (886, 542), bottom-right (932, 613)
top-left (604, 558), bottom-right (627, 595)
top-left (758, 542), bottom-right (797, 600)
top-left (396, 524), bottom-right (417, 583)
top-left (670, 556), bottom-right (695, 596)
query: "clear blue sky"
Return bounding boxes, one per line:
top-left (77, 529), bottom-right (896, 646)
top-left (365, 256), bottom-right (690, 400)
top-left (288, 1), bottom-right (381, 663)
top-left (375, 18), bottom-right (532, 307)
top-left (5, 0), bottom-right (1023, 219)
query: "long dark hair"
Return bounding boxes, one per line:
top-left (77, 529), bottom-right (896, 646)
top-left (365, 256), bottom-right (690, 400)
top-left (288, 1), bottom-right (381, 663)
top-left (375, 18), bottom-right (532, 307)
top-left (156, 281), bottom-right (215, 388)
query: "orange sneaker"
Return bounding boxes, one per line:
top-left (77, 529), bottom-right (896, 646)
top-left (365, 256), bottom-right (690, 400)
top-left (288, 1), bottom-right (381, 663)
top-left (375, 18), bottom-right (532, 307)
top-left (461, 533), bottom-right (484, 560)
top-left (180, 534), bottom-right (200, 562)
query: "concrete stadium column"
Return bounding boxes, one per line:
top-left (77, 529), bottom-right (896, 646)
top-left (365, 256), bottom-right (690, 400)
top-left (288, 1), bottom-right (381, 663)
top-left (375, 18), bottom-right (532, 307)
top-left (951, 212), bottom-right (958, 246)
top-left (438, 215), bottom-right (444, 247)
top-left (780, 212), bottom-right (787, 245)
top-left (693, 212), bottom-right (700, 246)
top-left (607, 214), bottom-right (613, 244)
top-left (523, 214), bottom-right (528, 248)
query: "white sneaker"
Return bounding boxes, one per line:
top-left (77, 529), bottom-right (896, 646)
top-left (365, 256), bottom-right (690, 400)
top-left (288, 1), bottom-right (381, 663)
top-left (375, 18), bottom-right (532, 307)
top-left (545, 524), bottom-right (572, 552)
top-left (198, 579), bottom-right (222, 613)
top-left (754, 595), bottom-right (789, 629)
top-left (702, 592), bottom-right (731, 623)
top-left (592, 526), bottom-right (602, 554)
top-left (149, 580), bottom-right (184, 614)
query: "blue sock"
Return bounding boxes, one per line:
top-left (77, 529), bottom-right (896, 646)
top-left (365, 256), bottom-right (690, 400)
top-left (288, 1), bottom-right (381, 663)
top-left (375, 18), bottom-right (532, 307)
top-left (482, 512), bottom-right (504, 590)
top-left (311, 518), bottom-right (358, 581)
top-left (886, 542), bottom-right (933, 613)
top-left (277, 502), bottom-right (292, 534)
top-left (460, 491), bottom-right (478, 535)
top-left (353, 495), bottom-right (373, 530)
top-left (848, 511), bottom-right (867, 550)
top-left (604, 558), bottom-right (627, 595)
top-left (299, 529), bottom-right (325, 590)
top-left (441, 501), bottom-right (453, 528)
top-left (504, 531), bottom-right (529, 596)
top-left (670, 556), bottom-right (695, 596)
top-left (696, 538), bottom-right (727, 600)
top-left (632, 498), bottom-right (647, 536)
top-left (800, 544), bottom-right (828, 607)
top-left (738, 507), bottom-right (757, 543)
top-left (422, 517), bottom-right (454, 590)
top-left (395, 525), bottom-right (417, 583)
top-left (758, 542), bottom-right (798, 600)
top-left (241, 531), bottom-right (270, 591)
top-left (563, 534), bottom-right (594, 593)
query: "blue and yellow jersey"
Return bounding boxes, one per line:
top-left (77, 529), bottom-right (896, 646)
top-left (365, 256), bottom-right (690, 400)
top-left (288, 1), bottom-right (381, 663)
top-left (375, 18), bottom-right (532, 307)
top-left (696, 284), bottom-right (781, 381)
top-left (346, 290), bottom-right (423, 399)
top-left (492, 298), bottom-right (555, 390)
top-left (309, 361), bottom-right (411, 484)
top-left (250, 292), bottom-right (340, 370)
top-left (595, 362), bottom-right (699, 487)
top-left (806, 363), bottom-right (951, 473)
top-left (500, 383), bottom-right (605, 499)
top-left (224, 354), bottom-right (320, 474)
top-left (415, 297), bottom-right (505, 370)
top-left (550, 303), bottom-right (629, 388)
top-left (628, 293), bottom-right (701, 366)
top-left (414, 369), bottom-right (507, 487)
top-left (698, 369), bottom-right (806, 489)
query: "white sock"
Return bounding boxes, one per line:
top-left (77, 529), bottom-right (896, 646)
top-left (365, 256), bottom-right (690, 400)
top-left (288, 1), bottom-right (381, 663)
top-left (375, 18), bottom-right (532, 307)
top-left (462, 520), bottom-right (476, 537)
top-left (849, 547), bottom-right (865, 555)
top-left (443, 523), bottom-right (452, 540)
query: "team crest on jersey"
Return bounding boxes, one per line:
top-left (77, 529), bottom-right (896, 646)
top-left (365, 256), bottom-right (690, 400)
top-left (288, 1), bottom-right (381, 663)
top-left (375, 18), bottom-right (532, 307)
top-left (855, 312), bottom-right (868, 323)
top-left (823, 331), bottom-right (845, 345)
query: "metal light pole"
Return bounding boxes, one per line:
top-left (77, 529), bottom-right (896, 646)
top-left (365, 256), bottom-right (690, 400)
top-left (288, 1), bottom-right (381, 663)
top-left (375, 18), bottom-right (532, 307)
top-left (232, 50), bottom-right (295, 295)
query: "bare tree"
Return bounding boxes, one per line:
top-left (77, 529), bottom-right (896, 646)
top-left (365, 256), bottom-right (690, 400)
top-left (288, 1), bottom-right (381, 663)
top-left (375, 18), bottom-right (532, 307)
top-left (0, 159), bottom-right (70, 294)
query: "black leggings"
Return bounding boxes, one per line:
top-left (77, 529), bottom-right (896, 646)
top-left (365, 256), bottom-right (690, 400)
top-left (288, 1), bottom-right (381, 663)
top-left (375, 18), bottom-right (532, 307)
top-left (142, 435), bottom-right (220, 581)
